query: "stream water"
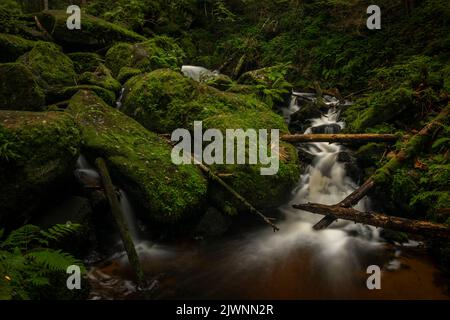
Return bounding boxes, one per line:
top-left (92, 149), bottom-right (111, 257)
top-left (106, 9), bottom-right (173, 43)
top-left (83, 71), bottom-right (450, 299)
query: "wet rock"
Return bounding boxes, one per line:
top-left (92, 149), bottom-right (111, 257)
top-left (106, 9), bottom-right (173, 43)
top-left (310, 123), bottom-right (342, 134)
top-left (0, 62), bottom-right (45, 110)
top-left (0, 33), bottom-right (35, 62)
top-left (298, 148), bottom-right (315, 164)
top-left (66, 90), bottom-right (208, 223)
top-left (195, 207), bottom-right (232, 237)
top-left (36, 10), bottom-right (145, 49)
top-left (336, 151), bottom-right (363, 183)
top-left (0, 111), bottom-right (81, 225)
top-left (289, 100), bottom-right (322, 132)
top-left (105, 36), bottom-right (184, 76)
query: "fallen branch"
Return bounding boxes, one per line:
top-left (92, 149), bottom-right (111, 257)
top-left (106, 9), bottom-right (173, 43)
top-left (192, 156), bottom-right (280, 232)
top-left (281, 133), bottom-right (399, 144)
top-left (34, 16), bottom-right (53, 41)
top-left (95, 158), bottom-right (146, 287)
top-left (294, 203), bottom-right (450, 240)
top-left (311, 106), bottom-right (449, 230)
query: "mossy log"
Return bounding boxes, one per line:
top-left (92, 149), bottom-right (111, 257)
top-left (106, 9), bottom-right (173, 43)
top-left (310, 106), bottom-right (449, 230)
top-left (294, 203), bottom-right (450, 240)
top-left (95, 158), bottom-right (145, 287)
top-left (281, 133), bottom-right (399, 143)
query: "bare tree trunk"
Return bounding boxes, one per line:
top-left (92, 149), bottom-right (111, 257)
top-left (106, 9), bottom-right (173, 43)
top-left (43, 0), bottom-right (48, 11)
top-left (294, 203), bottom-right (450, 240)
top-left (96, 158), bottom-right (146, 287)
top-left (281, 134), bottom-right (399, 144)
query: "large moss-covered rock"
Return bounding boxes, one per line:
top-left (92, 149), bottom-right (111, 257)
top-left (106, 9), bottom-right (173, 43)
top-left (105, 36), bottom-right (185, 75)
top-left (68, 52), bottom-right (104, 73)
top-left (122, 69), bottom-right (270, 133)
top-left (78, 64), bottom-right (121, 94)
top-left (18, 42), bottom-right (76, 87)
top-left (122, 69), bottom-right (300, 209)
top-left (0, 111), bottom-right (81, 225)
top-left (0, 33), bottom-right (35, 62)
top-left (0, 63), bottom-right (45, 110)
top-left (47, 85), bottom-right (116, 106)
top-left (36, 10), bottom-right (145, 49)
top-left (67, 90), bottom-right (208, 223)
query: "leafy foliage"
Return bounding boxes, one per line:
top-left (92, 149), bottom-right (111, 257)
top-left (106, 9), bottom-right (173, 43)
top-left (0, 224), bottom-right (85, 300)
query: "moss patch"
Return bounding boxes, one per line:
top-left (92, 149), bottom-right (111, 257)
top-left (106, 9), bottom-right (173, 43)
top-left (18, 42), bottom-right (76, 87)
top-left (0, 63), bottom-right (45, 111)
top-left (66, 90), bottom-right (207, 223)
top-left (105, 36), bottom-right (185, 76)
top-left (0, 111), bottom-right (81, 225)
top-left (0, 33), bottom-right (35, 62)
top-left (78, 64), bottom-right (121, 94)
top-left (68, 52), bottom-right (104, 73)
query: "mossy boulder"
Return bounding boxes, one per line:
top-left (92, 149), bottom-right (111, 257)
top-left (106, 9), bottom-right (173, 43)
top-left (0, 33), bottom-right (35, 62)
top-left (344, 87), bottom-right (415, 132)
top-left (68, 52), bottom-right (104, 73)
top-left (0, 63), bottom-right (45, 111)
top-left (204, 74), bottom-right (234, 91)
top-left (117, 67), bottom-right (143, 84)
top-left (36, 10), bottom-right (145, 49)
top-left (122, 69), bottom-right (301, 209)
top-left (0, 111), bottom-right (81, 225)
top-left (122, 69), bottom-right (270, 133)
top-left (78, 64), bottom-right (121, 94)
top-left (105, 36), bottom-right (185, 76)
top-left (18, 42), bottom-right (76, 87)
top-left (66, 90), bottom-right (208, 223)
top-left (47, 85), bottom-right (116, 106)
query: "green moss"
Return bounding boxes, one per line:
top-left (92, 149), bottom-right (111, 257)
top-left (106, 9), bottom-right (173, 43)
top-left (105, 36), bottom-right (185, 76)
top-left (66, 90), bottom-right (208, 223)
top-left (354, 143), bottom-right (385, 168)
top-left (117, 67), bottom-right (142, 84)
top-left (0, 63), bottom-right (45, 111)
top-left (68, 52), bottom-right (104, 73)
top-left (37, 10), bottom-right (145, 49)
top-left (122, 68), bottom-right (299, 210)
top-left (18, 42), bottom-right (76, 87)
top-left (0, 33), bottom-right (35, 62)
top-left (345, 87), bottom-right (415, 132)
top-left (48, 85), bottom-right (116, 106)
top-left (0, 111), bottom-right (81, 225)
top-left (78, 64), bottom-right (121, 93)
top-left (204, 74), bottom-right (234, 91)
top-left (122, 69), bottom-right (271, 133)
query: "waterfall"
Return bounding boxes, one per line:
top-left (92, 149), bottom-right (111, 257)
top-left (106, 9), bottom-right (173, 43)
top-left (75, 155), bottom-right (140, 242)
top-left (181, 65), bottom-right (218, 82)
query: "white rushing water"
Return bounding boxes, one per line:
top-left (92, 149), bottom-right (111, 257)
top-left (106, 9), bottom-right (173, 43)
top-left (181, 65), bottom-right (218, 82)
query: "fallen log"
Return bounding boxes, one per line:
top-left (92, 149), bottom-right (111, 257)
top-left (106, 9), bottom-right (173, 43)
top-left (95, 158), bottom-right (146, 286)
top-left (294, 203), bottom-right (450, 240)
top-left (281, 133), bottom-right (399, 143)
top-left (191, 156), bottom-right (280, 232)
top-left (312, 106), bottom-right (449, 230)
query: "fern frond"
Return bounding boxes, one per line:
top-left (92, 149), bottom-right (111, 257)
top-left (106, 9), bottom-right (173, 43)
top-left (25, 249), bottom-right (85, 273)
top-left (39, 223), bottom-right (82, 244)
top-left (1, 225), bottom-right (41, 251)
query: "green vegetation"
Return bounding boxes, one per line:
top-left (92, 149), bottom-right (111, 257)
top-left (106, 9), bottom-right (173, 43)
top-left (0, 223), bottom-right (86, 300)
top-left (67, 90), bottom-right (208, 223)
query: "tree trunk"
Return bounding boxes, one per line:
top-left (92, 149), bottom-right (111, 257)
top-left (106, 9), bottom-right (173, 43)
top-left (311, 106), bottom-right (449, 230)
top-left (281, 134), bottom-right (399, 144)
top-left (294, 203), bottom-right (450, 240)
top-left (43, 0), bottom-right (48, 11)
top-left (95, 158), bottom-right (146, 287)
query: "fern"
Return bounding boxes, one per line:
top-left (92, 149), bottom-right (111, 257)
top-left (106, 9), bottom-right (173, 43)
top-left (26, 249), bottom-right (85, 273)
